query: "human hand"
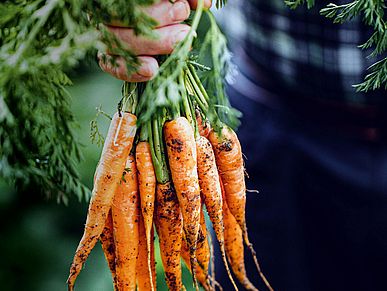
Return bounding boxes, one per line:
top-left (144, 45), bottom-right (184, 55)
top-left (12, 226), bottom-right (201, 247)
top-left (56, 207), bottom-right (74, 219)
top-left (99, 0), bottom-right (212, 82)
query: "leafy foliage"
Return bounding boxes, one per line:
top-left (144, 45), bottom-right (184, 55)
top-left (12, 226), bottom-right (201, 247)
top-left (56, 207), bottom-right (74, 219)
top-left (0, 0), bottom-right (231, 201)
top-left (90, 105), bottom-right (112, 147)
top-left (284, 0), bottom-right (315, 9)
top-left (198, 11), bottom-right (241, 129)
top-left (354, 57), bottom-right (387, 91)
top-left (0, 0), bottom-right (157, 201)
top-left (284, 0), bottom-right (387, 92)
top-left (136, 0), bottom-right (206, 124)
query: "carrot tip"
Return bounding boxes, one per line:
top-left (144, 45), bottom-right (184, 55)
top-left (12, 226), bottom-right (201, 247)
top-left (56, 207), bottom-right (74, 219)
top-left (246, 240), bottom-right (274, 291)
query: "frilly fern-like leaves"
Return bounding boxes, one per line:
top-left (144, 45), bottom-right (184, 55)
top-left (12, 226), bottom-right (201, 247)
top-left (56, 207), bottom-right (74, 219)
top-left (284, 0), bottom-right (387, 92)
top-left (197, 11), bottom-right (241, 130)
top-left (0, 0), bottom-right (157, 202)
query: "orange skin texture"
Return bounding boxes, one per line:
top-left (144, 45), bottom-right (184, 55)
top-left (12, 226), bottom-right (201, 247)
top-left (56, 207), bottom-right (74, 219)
top-left (196, 136), bottom-right (223, 252)
top-left (164, 117), bottom-right (201, 284)
top-left (221, 181), bottom-right (258, 291)
top-left (67, 112), bottom-right (137, 290)
top-left (135, 140), bottom-right (156, 285)
top-left (136, 214), bottom-right (156, 291)
top-left (181, 211), bottom-right (211, 291)
top-left (208, 127), bottom-right (247, 239)
top-left (112, 154), bottom-right (140, 291)
top-left (100, 210), bottom-right (118, 290)
top-left (154, 182), bottom-right (183, 291)
top-left (196, 135), bottom-right (238, 290)
top-left (197, 210), bottom-right (210, 276)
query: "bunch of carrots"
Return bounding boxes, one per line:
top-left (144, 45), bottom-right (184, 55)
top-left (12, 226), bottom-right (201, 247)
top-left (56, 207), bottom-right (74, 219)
top-left (66, 63), bottom-right (274, 291)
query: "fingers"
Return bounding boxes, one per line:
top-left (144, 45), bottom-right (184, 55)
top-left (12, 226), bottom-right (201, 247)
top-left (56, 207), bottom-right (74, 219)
top-left (188, 0), bottom-right (212, 9)
top-left (99, 0), bottom-right (205, 83)
top-left (109, 0), bottom-right (190, 28)
top-left (107, 24), bottom-right (190, 56)
top-left (144, 0), bottom-right (190, 27)
top-left (98, 53), bottom-right (159, 82)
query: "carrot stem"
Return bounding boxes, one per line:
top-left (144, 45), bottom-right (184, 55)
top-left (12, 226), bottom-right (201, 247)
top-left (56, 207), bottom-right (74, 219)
top-left (121, 82), bottom-right (138, 114)
top-left (181, 72), bottom-right (194, 126)
top-left (188, 82), bottom-right (207, 114)
top-left (149, 114), bottom-right (169, 184)
top-left (139, 125), bottom-right (148, 142)
top-left (188, 64), bottom-right (209, 104)
top-left (188, 90), bottom-right (199, 139)
top-left (148, 121), bottom-right (163, 184)
top-left (181, 73), bottom-right (199, 138)
top-left (187, 68), bottom-right (223, 132)
top-left (187, 69), bottom-right (208, 107)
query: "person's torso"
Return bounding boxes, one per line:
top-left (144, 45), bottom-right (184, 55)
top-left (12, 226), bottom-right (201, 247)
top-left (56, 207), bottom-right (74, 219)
top-left (220, 0), bottom-right (386, 106)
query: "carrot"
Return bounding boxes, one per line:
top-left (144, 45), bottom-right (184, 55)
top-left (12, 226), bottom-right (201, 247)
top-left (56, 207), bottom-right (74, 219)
top-left (164, 116), bottom-right (202, 289)
top-left (135, 141), bottom-right (156, 290)
top-left (181, 211), bottom-right (211, 291)
top-left (208, 126), bottom-right (246, 239)
top-left (100, 210), bottom-right (117, 290)
top-left (196, 135), bottom-right (239, 290)
top-left (112, 154), bottom-right (140, 291)
top-left (181, 239), bottom-right (212, 291)
top-left (154, 182), bottom-right (183, 291)
top-left (67, 112), bottom-right (137, 291)
top-left (221, 180), bottom-right (258, 291)
top-left (209, 127), bottom-right (274, 291)
top-left (136, 213), bottom-right (156, 291)
top-left (197, 210), bottom-right (210, 282)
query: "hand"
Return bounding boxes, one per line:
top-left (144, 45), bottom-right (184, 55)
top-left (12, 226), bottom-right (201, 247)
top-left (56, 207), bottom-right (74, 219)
top-left (99, 0), bottom-right (211, 82)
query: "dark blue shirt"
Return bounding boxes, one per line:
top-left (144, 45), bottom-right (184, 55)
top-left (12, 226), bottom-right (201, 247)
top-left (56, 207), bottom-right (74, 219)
top-left (220, 0), bottom-right (386, 105)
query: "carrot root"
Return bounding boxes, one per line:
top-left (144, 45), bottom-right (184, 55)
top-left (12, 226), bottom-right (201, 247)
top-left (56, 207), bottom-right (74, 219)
top-left (136, 141), bottom-right (156, 291)
top-left (100, 210), bottom-right (118, 290)
top-left (245, 236), bottom-right (275, 291)
top-left (164, 117), bottom-right (201, 290)
top-left (67, 112), bottom-right (136, 290)
top-left (154, 182), bottom-right (183, 291)
top-left (196, 135), bottom-right (239, 291)
top-left (137, 213), bottom-right (156, 291)
top-left (112, 154), bottom-right (140, 291)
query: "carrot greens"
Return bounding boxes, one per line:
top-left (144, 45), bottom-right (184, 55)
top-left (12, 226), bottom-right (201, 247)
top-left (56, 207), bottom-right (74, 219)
top-left (285, 0), bottom-right (387, 91)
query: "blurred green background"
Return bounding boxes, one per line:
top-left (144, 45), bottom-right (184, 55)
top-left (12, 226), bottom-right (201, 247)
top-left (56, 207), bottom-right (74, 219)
top-left (0, 64), bottom-right (198, 291)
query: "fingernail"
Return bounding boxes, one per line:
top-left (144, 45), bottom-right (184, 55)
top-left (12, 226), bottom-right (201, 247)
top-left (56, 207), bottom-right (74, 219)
top-left (138, 60), bottom-right (158, 78)
top-left (173, 28), bottom-right (190, 46)
top-left (170, 1), bottom-right (190, 22)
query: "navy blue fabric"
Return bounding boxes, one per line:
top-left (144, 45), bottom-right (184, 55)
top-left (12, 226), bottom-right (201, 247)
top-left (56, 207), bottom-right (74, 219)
top-left (220, 0), bottom-right (387, 105)
top-left (214, 84), bottom-right (387, 291)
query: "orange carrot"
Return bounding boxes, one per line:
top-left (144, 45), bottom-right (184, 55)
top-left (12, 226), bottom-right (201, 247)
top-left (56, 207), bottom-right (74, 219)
top-left (197, 210), bottom-right (210, 281)
top-left (208, 126), bottom-right (246, 239)
top-left (196, 135), bottom-right (239, 290)
top-left (100, 210), bottom-right (117, 290)
top-left (136, 213), bottom-right (156, 291)
top-left (67, 112), bottom-right (137, 290)
top-left (181, 211), bottom-right (211, 291)
top-left (221, 180), bottom-right (258, 291)
top-left (210, 127), bottom-right (274, 291)
top-left (164, 117), bottom-right (201, 288)
top-left (181, 240), bottom-right (212, 291)
top-left (135, 141), bottom-right (156, 290)
top-left (154, 182), bottom-right (183, 291)
top-left (112, 154), bottom-right (140, 291)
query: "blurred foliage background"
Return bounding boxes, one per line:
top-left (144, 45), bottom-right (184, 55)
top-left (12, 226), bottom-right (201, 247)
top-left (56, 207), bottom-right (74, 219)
top-left (0, 64), bottom-right (197, 291)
